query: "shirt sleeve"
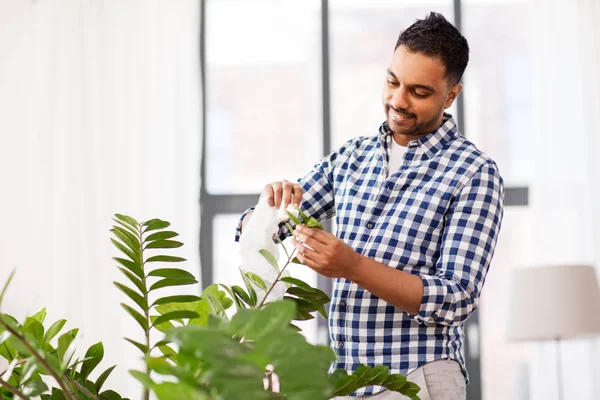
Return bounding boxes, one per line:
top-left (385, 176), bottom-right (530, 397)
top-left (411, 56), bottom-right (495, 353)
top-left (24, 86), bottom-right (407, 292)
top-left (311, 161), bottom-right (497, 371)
top-left (413, 160), bottom-right (505, 327)
top-left (234, 139), bottom-right (356, 243)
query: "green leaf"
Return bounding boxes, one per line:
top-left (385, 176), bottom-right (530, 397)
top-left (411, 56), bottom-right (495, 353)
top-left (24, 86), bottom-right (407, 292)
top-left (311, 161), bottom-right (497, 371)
top-left (333, 374), bottom-right (359, 396)
top-left (114, 214), bottom-right (140, 229)
top-left (153, 382), bottom-right (209, 400)
top-left (219, 284), bottom-right (244, 311)
top-left (80, 342), bottom-right (104, 380)
top-left (149, 277), bottom-right (197, 292)
top-left (368, 365), bottom-right (390, 386)
top-left (99, 389), bottom-right (122, 400)
top-left (291, 256), bottom-right (302, 264)
top-left (151, 295), bottom-right (201, 307)
top-left (245, 272), bottom-right (267, 291)
top-left (352, 365), bottom-right (373, 387)
top-left (286, 211), bottom-right (302, 225)
top-left (145, 231), bottom-right (179, 242)
top-left (110, 226), bottom-right (141, 254)
top-left (112, 218), bottom-right (138, 237)
top-left (148, 268), bottom-right (195, 279)
top-left (124, 338), bottom-right (148, 354)
top-left (120, 303), bottom-right (149, 331)
top-left (280, 277), bottom-right (314, 291)
top-left (158, 344), bottom-right (177, 362)
top-left (144, 240), bottom-right (183, 249)
top-left (203, 292), bottom-right (226, 317)
top-left (240, 270), bottom-right (257, 306)
top-left (43, 319), bottom-right (67, 342)
top-left (20, 357), bottom-right (37, 384)
top-left (95, 365), bottom-right (117, 393)
top-left (57, 331), bottom-right (77, 371)
top-left (382, 373), bottom-right (407, 391)
top-left (317, 304), bottom-right (328, 319)
top-left (0, 269), bottom-right (16, 311)
top-left (232, 285), bottom-right (253, 307)
top-left (307, 217), bottom-right (324, 230)
top-left (114, 282), bottom-right (148, 312)
top-left (30, 308), bottom-right (47, 324)
top-left (129, 369), bottom-right (154, 388)
top-left (298, 208), bottom-right (311, 224)
top-left (149, 316), bottom-right (175, 334)
top-left (399, 381), bottom-right (421, 397)
top-left (117, 268), bottom-right (146, 294)
top-left (258, 249), bottom-right (279, 271)
top-left (287, 286), bottom-right (330, 302)
top-left (111, 239), bottom-right (138, 263)
top-left (21, 380), bottom-right (48, 397)
top-left (23, 320), bottom-right (44, 342)
top-left (152, 311), bottom-right (199, 327)
top-left (113, 257), bottom-right (143, 279)
top-left (146, 255), bottom-right (186, 263)
top-left (143, 219), bottom-right (171, 232)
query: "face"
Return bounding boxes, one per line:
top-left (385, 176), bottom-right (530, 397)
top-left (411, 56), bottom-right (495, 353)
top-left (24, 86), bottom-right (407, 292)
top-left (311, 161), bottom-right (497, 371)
top-left (382, 45), bottom-right (462, 144)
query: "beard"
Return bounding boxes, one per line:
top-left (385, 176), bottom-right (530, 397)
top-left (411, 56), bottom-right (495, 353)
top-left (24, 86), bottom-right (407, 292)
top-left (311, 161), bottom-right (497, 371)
top-left (385, 105), bottom-right (444, 137)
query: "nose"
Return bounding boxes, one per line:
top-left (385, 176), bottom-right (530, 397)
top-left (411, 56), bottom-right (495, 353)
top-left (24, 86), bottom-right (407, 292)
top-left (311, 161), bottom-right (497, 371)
top-left (391, 86), bottom-right (410, 110)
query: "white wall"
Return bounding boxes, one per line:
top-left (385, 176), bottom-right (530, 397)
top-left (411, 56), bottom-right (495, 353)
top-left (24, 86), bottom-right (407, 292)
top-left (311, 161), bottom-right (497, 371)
top-left (0, 1), bottom-right (202, 397)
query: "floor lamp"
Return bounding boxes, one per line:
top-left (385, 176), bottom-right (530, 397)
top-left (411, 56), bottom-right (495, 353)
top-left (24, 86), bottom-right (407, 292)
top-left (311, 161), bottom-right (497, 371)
top-left (506, 265), bottom-right (600, 400)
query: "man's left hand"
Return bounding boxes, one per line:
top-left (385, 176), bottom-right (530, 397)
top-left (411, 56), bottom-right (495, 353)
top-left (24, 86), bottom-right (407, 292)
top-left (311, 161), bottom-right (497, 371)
top-left (291, 225), bottom-right (362, 279)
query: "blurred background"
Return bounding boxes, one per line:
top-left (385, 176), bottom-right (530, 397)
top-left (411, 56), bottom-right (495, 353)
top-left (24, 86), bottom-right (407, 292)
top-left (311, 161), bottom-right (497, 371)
top-left (1, 0), bottom-right (599, 399)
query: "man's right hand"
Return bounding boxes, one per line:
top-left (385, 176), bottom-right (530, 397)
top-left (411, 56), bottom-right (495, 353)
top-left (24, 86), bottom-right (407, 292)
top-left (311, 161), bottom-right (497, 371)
top-left (263, 180), bottom-right (303, 210)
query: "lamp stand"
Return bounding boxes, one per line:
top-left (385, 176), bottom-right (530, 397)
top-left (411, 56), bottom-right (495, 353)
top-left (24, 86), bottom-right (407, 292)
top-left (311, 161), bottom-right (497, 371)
top-left (555, 337), bottom-right (564, 400)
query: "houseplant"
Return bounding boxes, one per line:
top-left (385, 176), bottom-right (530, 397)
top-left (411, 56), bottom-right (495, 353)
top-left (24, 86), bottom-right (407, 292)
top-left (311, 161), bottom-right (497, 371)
top-left (0, 214), bottom-right (421, 400)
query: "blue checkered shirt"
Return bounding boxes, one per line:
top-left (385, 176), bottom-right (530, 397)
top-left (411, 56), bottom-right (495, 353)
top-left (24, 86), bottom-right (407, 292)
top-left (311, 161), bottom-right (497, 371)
top-left (235, 114), bottom-right (504, 396)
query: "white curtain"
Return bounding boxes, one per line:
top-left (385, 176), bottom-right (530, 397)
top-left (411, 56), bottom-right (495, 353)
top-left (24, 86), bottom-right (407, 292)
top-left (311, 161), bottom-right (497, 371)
top-left (528, 0), bottom-right (600, 399)
top-left (0, 0), bottom-right (202, 397)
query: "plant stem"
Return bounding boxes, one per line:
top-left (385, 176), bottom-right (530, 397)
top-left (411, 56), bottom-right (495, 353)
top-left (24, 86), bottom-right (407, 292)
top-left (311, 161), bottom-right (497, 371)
top-left (0, 377), bottom-right (30, 399)
top-left (70, 378), bottom-right (100, 399)
top-left (0, 316), bottom-right (76, 400)
top-left (138, 225), bottom-right (151, 400)
top-left (257, 248), bottom-right (297, 309)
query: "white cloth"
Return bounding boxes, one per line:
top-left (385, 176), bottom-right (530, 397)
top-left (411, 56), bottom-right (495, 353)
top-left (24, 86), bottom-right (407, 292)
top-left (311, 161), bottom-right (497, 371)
top-left (387, 137), bottom-right (408, 177)
top-left (239, 194), bottom-right (296, 303)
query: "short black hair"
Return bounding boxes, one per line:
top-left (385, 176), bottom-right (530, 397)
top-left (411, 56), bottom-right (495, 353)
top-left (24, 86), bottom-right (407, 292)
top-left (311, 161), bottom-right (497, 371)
top-left (395, 12), bottom-right (469, 85)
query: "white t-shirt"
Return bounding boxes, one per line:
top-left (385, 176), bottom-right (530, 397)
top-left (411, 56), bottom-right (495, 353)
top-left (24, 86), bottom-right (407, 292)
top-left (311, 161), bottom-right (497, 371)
top-left (387, 137), bottom-right (407, 177)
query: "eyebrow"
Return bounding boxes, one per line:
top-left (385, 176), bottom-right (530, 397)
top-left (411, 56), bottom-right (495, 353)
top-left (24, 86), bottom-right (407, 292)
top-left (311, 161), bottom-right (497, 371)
top-left (387, 69), bottom-right (435, 93)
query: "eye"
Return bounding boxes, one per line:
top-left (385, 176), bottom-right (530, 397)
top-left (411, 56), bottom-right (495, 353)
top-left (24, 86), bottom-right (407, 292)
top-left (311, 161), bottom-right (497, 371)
top-left (387, 80), bottom-right (399, 87)
top-left (412, 91), bottom-right (428, 99)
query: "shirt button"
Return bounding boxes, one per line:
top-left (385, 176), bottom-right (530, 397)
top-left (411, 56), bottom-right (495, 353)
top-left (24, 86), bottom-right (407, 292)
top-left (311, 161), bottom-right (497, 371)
top-left (367, 223), bottom-right (373, 229)
top-left (340, 301), bottom-right (346, 307)
top-left (338, 341), bottom-right (344, 348)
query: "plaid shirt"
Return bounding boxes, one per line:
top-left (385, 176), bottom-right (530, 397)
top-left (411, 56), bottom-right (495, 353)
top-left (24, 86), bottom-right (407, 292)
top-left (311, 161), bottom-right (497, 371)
top-left (235, 114), bottom-right (504, 396)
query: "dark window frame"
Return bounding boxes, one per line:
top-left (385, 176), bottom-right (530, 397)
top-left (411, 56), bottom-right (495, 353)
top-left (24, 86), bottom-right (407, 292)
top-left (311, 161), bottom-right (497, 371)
top-left (199, 2), bottom-right (529, 399)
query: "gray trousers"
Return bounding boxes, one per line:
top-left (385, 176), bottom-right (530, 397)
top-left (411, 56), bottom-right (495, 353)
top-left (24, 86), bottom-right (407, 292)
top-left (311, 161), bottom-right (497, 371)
top-left (332, 359), bottom-right (466, 400)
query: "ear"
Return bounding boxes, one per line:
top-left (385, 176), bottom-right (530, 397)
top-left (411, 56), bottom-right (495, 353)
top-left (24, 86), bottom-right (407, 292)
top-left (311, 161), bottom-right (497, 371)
top-left (444, 83), bottom-right (463, 109)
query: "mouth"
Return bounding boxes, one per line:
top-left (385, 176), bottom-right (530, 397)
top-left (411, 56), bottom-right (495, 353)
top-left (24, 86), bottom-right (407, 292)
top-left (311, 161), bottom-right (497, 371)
top-left (388, 107), bottom-right (414, 123)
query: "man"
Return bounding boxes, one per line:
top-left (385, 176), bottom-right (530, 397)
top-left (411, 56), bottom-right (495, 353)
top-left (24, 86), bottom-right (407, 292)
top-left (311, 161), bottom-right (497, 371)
top-left (235, 12), bottom-right (503, 400)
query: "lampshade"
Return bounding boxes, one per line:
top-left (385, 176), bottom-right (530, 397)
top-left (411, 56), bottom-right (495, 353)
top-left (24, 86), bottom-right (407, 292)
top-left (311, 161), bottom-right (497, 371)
top-left (506, 265), bottom-right (600, 341)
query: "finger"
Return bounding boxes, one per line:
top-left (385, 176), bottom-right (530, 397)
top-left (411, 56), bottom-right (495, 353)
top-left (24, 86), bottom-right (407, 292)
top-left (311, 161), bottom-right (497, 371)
top-left (292, 183), bottom-right (303, 208)
top-left (271, 182), bottom-right (282, 208)
top-left (263, 184), bottom-right (275, 207)
top-left (292, 238), bottom-right (318, 265)
top-left (295, 225), bottom-right (329, 246)
top-left (293, 230), bottom-right (324, 254)
top-left (281, 180), bottom-right (293, 210)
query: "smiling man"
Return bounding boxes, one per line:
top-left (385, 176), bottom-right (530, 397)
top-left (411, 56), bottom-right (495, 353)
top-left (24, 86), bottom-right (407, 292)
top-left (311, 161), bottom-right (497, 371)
top-left (235, 12), bottom-right (504, 400)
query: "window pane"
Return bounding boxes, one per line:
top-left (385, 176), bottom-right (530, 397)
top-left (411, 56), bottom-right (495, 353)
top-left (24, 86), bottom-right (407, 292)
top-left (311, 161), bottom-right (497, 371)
top-left (463, 0), bottom-right (532, 187)
top-left (206, 0), bottom-right (323, 194)
top-left (330, 0), bottom-right (454, 148)
top-left (212, 214), bottom-right (320, 343)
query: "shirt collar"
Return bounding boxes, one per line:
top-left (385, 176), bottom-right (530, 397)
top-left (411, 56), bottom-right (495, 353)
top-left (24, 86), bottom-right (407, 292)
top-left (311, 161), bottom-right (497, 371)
top-left (379, 113), bottom-right (459, 158)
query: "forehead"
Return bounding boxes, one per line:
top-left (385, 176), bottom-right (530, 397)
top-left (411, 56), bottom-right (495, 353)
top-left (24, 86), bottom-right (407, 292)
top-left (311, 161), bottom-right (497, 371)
top-left (388, 46), bottom-right (448, 87)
